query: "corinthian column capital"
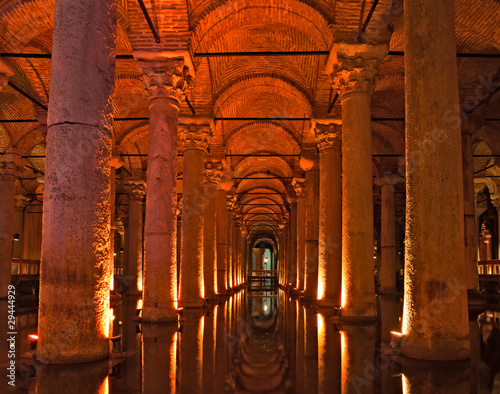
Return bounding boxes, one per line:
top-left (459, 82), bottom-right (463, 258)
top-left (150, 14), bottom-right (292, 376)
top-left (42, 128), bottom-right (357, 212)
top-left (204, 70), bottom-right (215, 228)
top-left (125, 179), bottom-right (147, 200)
top-left (292, 177), bottom-right (306, 198)
top-left (313, 120), bottom-right (342, 151)
top-left (179, 123), bottom-right (213, 151)
top-left (326, 43), bottom-right (388, 97)
top-left (136, 58), bottom-right (193, 103)
top-left (204, 160), bottom-right (223, 184)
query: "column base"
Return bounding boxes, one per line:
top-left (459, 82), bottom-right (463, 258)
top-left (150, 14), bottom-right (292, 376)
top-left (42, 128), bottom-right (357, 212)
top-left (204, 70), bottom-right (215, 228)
top-left (37, 343), bottom-right (109, 364)
top-left (179, 300), bottom-right (206, 309)
top-left (142, 306), bottom-right (178, 324)
top-left (341, 304), bottom-right (377, 323)
top-left (401, 335), bottom-right (470, 361)
top-left (317, 299), bottom-right (341, 309)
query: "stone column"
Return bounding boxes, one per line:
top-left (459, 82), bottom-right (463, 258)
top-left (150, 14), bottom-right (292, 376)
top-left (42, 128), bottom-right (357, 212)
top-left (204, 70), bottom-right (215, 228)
top-left (12, 193), bottom-right (30, 259)
top-left (0, 150), bottom-right (25, 298)
top-left (179, 122), bottom-right (212, 307)
top-left (314, 121), bottom-right (342, 307)
top-left (300, 152), bottom-right (319, 301)
top-left (401, 0), bottom-right (469, 360)
top-left (109, 155), bottom-right (123, 287)
top-left (38, 0), bottom-right (116, 363)
top-left (203, 160), bottom-right (222, 299)
top-left (292, 178), bottom-right (306, 292)
top-left (137, 57), bottom-right (192, 322)
top-left (124, 180), bottom-right (146, 294)
top-left (375, 175), bottom-right (403, 294)
top-left (327, 43), bottom-right (387, 319)
top-left (287, 195), bottom-right (298, 289)
top-left (216, 182), bottom-right (231, 294)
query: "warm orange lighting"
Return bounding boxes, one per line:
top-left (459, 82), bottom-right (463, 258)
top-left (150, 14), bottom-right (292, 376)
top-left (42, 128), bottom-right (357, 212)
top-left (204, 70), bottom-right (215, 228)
top-left (169, 332), bottom-right (178, 393)
top-left (340, 330), bottom-right (349, 392)
top-left (136, 299), bottom-right (143, 310)
top-left (402, 373), bottom-right (409, 393)
top-left (317, 313), bottom-right (326, 391)
top-left (137, 278), bottom-right (143, 292)
top-left (110, 276), bottom-right (114, 292)
top-left (28, 334), bottom-right (38, 341)
top-left (390, 331), bottom-right (403, 337)
top-left (99, 376), bottom-right (109, 394)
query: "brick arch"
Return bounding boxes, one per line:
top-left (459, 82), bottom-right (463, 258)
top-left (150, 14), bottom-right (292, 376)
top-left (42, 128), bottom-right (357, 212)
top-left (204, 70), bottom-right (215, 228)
top-left (233, 157), bottom-right (293, 178)
top-left (215, 76), bottom-right (312, 121)
top-left (225, 121), bottom-right (300, 152)
top-left (192, 0), bottom-right (332, 53)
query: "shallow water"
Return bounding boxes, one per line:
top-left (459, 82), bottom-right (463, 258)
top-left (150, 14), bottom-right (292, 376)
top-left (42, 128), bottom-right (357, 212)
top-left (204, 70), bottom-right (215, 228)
top-left (1, 290), bottom-right (499, 393)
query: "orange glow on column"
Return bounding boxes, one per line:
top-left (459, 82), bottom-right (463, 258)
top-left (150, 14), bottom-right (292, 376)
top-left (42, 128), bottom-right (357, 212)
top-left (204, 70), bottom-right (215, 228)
top-left (169, 332), bottom-right (178, 393)
top-left (136, 299), bottom-right (143, 310)
top-left (99, 376), bottom-right (109, 394)
top-left (137, 277), bottom-right (143, 292)
top-left (340, 330), bottom-right (348, 392)
top-left (110, 275), bottom-right (114, 292)
top-left (401, 374), bottom-right (409, 393)
top-left (317, 313), bottom-right (326, 391)
top-left (341, 275), bottom-right (348, 308)
top-left (318, 267), bottom-right (325, 300)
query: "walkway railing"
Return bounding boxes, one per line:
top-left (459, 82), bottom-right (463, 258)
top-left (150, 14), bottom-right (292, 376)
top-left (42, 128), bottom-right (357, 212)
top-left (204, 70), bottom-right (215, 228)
top-left (478, 259), bottom-right (500, 292)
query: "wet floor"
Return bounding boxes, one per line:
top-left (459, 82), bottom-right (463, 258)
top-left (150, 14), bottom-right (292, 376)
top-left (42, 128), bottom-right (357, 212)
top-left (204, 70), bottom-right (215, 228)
top-left (1, 290), bottom-right (500, 393)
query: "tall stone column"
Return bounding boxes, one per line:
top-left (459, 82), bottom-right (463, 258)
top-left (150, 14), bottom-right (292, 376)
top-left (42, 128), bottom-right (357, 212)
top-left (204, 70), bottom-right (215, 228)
top-left (179, 122), bottom-right (212, 307)
top-left (327, 43), bottom-right (387, 319)
top-left (12, 193), bottom-right (30, 259)
top-left (203, 160), bottom-right (222, 299)
top-left (216, 182), bottom-right (231, 294)
top-left (315, 121), bottom-right (342, 307)
top-left (300, 152), bottom-right (319, 301)
top-left (124, 180), bottom-right (146, 294)
top-left (401, 0), bottom-right (469, 360)
top-left (109, 155), bottom-right (123, 286)
top-left (38, 0), bottom-right (116, 363)
top-left (292, 178), bottom-right (306, 292)
top-left (0, 150), bottom-right (25, 298)
top-left (137, 57), bottom-right (192, 322)
top-left (287, 196), bottom-right (298, 288)
top-left (375, 175), bottom-right (403, 294)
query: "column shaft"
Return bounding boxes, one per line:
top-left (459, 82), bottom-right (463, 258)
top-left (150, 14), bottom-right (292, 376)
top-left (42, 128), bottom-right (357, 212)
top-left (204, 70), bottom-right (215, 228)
top-left (380, 183), bottom-right (397, 294)
top-left (143, 97), bottom-right (179, 322)
top-left (402, 0), bottom-right (469, 359)
top-left (127, 186), bottom-right (145, 294)
top-left (316, 125), bottom-right (342, 307)
top-left (203, 177), bottom-right (219, 299)
top-left (303, 164), bottom-right (319, 300)
top-left (38, 0), bottom-right (116, 363)
top-left (296, 194), bottom-right (306, 291)
top-left (216, 189), bottom-right (228, 294)
top-left (180, 145), bottom-right (206, 307)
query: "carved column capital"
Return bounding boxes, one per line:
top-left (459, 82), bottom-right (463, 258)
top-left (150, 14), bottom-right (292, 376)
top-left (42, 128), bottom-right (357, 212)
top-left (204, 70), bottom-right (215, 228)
top-left (125, 179), bottom-right (147, 200)
top-left (326, 43), bottom-right (388, 98)
top-left (313, 120), bottom-right (342, 151)
top-left (204, 160), bottom-right (223, 184)
top-left (136, 59), bottom-right (192, 103)
top-left (179, 123), bottom-right (212, 151)
top-left (299, 150), bottom-right (318, 172)
top-left (0, 149), bottom-right (26, 182)
top-left (292, 177), bottom-right (306, 198)
top-left (374, 174), bottom-right (404, 187)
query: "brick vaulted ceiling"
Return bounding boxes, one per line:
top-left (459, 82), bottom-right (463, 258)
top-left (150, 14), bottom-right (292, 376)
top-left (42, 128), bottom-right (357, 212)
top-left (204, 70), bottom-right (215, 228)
top-left (0, 0), bottom-right (499, 239)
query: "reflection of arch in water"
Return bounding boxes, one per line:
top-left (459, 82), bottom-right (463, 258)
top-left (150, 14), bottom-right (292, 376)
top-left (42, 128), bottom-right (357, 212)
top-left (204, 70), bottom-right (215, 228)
top-left (228, 294), bottom-right (289, 392)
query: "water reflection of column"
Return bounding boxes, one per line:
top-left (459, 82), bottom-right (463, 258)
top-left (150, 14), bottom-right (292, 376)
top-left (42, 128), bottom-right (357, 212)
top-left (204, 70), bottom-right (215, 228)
top-left (179, 309), bottom-right (204, 393)
top-left (469, 319), bottom-right (479, 394)
top-left (341, 324), bottom-right (376, 394)
top-left (401, 361), bottom-right (469, 394)
top-left (118, 296), bottom-right (141, 393)
top-left (295, 302), bottom-right (305, 392)
top-left (214, 303), bottom-right (228, 393)
top-left (379, 295), bottom-right (401, 394)
top-left (304, 307), bottom-right (319, 393)
top-left (37, 362), bottom-right (108, 394)
top-left (142, 324), bottom-right (178, 393)
top-left (318, 312), bottom-right (341, 394)
top-left (202, 307), bottom-right (216, 394)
